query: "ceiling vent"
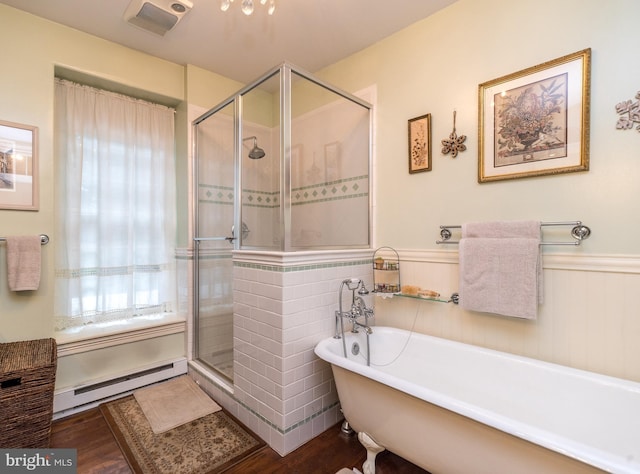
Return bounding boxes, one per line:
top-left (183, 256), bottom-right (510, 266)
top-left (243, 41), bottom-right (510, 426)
top-left (124, 0), bottom-right (193, 36)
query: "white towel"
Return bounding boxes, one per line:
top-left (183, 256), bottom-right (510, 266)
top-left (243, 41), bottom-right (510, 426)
top-left (459, 221), bottom-right (542, 320)
top-left (6, 235), bottom-right (42, 291)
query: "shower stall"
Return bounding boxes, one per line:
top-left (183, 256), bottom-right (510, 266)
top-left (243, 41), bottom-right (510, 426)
top-left (193, 62), bottom-right (372, 383)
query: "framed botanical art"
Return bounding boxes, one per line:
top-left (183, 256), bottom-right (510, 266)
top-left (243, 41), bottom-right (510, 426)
top-left (0, 119), bottom-right (39, 210)
top-left (408, 113), bottom-right (432, 174)
top-left (478, 48), bottom-right (591, 182)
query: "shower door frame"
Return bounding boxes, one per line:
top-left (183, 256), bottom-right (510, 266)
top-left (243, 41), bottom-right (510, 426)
top-left (276, 63), bottom-right (374, 251)
top-left (208, 62), bottom-right (373, 252)
top-left (192, 62), bottom-right (374, 382)
top-left (192, 94), bottom-right (240, 382)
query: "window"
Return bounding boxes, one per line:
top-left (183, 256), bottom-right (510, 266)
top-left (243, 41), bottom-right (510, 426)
top-left (54, 78), bottom-right (177, 331)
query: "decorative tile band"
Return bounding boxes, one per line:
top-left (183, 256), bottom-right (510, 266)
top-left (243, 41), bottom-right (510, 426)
top-left (199, 174), bottom-right (369, 209)
top-left (242, 188), bottom-right (280, 209)
top-left (198, 184), bottom-right (234, 206)
top-left (291, 175), bottom-right (369, 206)
top-left (234, 259), bottom-right (372, 273)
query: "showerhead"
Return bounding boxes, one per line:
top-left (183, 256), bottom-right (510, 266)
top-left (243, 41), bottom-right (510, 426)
top-left (243, 136), bottom-right (266, 160)
top-left (249, 144), bottom-right (265, 160)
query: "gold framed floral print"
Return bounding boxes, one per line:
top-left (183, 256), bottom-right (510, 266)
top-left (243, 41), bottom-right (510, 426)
top-left (478, 49), bottom-right (591, 182)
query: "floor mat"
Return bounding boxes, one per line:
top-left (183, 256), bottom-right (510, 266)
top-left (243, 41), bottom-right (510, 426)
top-left (133, 376), bottom-right (221, 434)
top-left (100, 395), bottom-right (265, 474)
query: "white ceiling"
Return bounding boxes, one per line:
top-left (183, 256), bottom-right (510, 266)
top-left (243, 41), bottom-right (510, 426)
top-left (1, 0), bottom-right (457, 83)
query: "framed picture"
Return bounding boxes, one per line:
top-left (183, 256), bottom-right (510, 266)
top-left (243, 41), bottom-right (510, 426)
top-left (0, 119), bottom-right (38, 210)
top-left (408, 113), bottom-right (432, 174)
top-left (478, 48), bottom-right (591, 183)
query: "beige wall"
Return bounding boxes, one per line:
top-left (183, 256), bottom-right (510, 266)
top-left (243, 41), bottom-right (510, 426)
top-left (314, 0), bottom-right (640, 382)
top-left (317, 0), bottom-right (640, 255)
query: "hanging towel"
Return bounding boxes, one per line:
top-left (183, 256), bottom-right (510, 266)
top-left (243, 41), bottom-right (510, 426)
top-left (459, 221), bottom-right (542, 320)
top-left (6, 235), bottom-right (42, 291)
top-left (462, 220), bottom-right (541, 240)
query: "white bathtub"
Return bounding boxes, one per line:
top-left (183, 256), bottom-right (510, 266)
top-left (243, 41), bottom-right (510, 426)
top-left (315, 326), bottom-right (640, 474)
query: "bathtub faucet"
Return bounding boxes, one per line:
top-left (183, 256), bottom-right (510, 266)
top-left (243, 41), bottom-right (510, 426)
top-left (350, 295), bottom-right (374, 334)
top-left (351, 318), bottom-right (373, 335)
top-left (335, 278), bottom-right (374, 358)
top-left (335, 278), bottom-right (373, 337)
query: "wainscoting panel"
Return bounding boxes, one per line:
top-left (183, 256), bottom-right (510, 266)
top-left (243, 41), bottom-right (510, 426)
top-left (375, 250), bottom-right (640, 383)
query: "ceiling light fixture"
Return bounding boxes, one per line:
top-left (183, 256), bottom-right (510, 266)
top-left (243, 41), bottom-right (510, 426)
top-left (220, 0), bottom-right (275, 16)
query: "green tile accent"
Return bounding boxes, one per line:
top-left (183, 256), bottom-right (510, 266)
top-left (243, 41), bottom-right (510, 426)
top-left (234, 259), bottom-right (372, 272)
top-left (237, 174), bottom-right (369, 208)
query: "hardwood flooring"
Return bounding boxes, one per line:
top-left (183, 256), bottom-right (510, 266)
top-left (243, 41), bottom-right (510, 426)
top-left (51, 407), bottom-right (429, 473)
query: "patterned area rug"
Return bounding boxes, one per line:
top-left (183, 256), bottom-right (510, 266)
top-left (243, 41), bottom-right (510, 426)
top-left (100, 395), bottom-right (265, 474)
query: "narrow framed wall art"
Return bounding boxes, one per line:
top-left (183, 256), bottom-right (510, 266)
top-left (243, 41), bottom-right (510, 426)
top-left (408, 113), bottom-right (432, 174)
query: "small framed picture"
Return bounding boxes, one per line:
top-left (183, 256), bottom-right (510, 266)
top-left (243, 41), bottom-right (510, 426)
top-left (408, 113), bottom-right (432, 174)
top-left (0, 119), bottom-right (39, 210)
top-left (478, 48), bottom-right (590, 182)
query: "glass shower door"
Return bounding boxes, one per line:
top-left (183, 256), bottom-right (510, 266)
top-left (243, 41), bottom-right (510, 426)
top-left (193, 101), bottom-right (236, 382)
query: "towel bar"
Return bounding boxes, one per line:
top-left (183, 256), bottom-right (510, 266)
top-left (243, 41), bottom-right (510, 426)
top-left (436, 221), bottom-right (591, 246)
top-left (0, 234), bottom-right (49, 245)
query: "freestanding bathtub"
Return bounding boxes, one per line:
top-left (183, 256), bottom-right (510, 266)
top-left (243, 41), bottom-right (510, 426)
top-left (314, 326), bottom-right (640, 474)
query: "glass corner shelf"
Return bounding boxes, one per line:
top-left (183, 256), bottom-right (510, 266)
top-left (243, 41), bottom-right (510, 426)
top-left (374, 291), bottom-right (459, 304)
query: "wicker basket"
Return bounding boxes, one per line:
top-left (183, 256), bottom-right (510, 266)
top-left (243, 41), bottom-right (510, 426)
top-left (0, 338), bottom-right (57, 448)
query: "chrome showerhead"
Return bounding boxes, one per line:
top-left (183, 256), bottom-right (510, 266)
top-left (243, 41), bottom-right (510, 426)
top-left (249, 144), bottom-right (265, 160)
top-left (243, 136), bottom-right (266, 159)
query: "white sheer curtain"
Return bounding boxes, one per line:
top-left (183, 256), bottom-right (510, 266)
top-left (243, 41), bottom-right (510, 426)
top-left (54, 78), bottom-right (177, 331)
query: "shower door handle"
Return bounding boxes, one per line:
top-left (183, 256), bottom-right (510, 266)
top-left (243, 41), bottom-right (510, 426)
top-left (224, 223), bottom-right (249, 244)
top-left (194, 237), bottom-right (233, 242)
top-left (225, 226), bottom-right (236, 244)
top-left (225, 224), bottom-right (240, 244)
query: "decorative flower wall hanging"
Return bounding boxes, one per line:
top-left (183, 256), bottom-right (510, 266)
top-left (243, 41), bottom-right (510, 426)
top-left (616, 91), bottom-right (640, 132)
top-left (441, 110), bottom-right (466, 158)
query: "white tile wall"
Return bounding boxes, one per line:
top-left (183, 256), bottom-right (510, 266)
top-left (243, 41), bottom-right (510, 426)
top-left (231, 251), bottom-right (372, 455)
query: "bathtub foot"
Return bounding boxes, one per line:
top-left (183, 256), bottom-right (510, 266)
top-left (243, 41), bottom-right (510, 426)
top-left (358, 431), bottom-right (385, 474)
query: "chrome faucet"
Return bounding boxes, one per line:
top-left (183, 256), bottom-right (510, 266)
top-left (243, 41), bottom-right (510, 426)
top-left (351, 295), bottom-right (374, 333)
top-left (351, 318), bottom-right (373, 335)
top-left (334, 278), bottom-right (374, 363)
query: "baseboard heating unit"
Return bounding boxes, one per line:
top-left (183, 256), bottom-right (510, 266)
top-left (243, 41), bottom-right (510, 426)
top-left (53, 357), bottom-right (187, 419)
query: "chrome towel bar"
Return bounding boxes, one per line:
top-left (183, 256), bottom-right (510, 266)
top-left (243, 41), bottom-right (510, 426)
top-left (436, 221), bottom-right (591, 246)
top-left (0, 234), bottom-right (50, 245)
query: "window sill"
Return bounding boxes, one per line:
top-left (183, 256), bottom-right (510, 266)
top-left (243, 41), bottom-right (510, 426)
top-left (55, 314), bottom-right (186, 357)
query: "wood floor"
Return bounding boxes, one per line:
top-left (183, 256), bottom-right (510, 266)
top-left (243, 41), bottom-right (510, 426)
top-left (51, 407), bottom-right (429, 474)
